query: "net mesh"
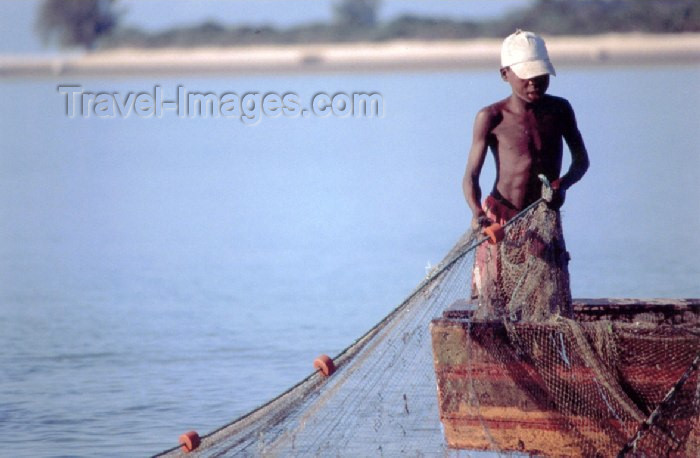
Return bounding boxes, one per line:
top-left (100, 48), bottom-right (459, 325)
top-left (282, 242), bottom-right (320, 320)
top-left (473, 201), bottom-right (572, 321)
top-left (445, 317), bottom-right (699, 457)
top-left (156, 202), bottom-right (699, 457)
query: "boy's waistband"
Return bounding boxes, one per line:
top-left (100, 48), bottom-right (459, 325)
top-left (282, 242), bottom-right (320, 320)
top-left (490, 188), bottom-right (519, 211)
top-left (484, 190), bottom-right (520, 224)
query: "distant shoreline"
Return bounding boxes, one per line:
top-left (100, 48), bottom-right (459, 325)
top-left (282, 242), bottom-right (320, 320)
top-left (1, 33), bottom-right (698, 78)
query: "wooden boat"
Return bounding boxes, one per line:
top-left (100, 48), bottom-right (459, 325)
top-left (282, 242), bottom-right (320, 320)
top-left (430, 298), bottom-right (700, 456)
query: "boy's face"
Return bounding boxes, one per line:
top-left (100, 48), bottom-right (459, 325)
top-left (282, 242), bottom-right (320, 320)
top-left (500, 67), bottom-right (550, 104)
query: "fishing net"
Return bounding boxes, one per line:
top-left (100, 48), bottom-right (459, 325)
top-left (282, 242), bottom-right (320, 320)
top-left (435, 316), bottom-right (700, 457)
top-left (472, 199), bottom-right (572, 321)
top-left (156, 224), bottom-right (478, 457)
top-left (433, 201), bottom-right (700, 457)
top-left (156, 200), bottom-right (699, 457)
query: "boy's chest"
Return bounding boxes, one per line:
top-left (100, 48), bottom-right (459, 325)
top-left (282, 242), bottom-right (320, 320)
top-left (491, 111), bottom-right (562, 150)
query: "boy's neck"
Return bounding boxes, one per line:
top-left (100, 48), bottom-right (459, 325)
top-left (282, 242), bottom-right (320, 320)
top-left (508, 93), bottom-right (538, 113)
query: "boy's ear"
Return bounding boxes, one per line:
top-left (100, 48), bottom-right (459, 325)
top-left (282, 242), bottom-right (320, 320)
top-left (500, 67), bottom-right (509, 81)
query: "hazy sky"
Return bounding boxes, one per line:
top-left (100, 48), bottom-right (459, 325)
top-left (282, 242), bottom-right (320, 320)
top-left (0, 0), bottom-right (531, 54)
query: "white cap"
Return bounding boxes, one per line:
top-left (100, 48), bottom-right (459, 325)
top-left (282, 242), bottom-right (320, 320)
top-left (501, 29), bottom-right (556, 79)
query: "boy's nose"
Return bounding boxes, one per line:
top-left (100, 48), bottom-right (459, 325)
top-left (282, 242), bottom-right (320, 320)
top-left (527, 75), bottom-right (549, 87)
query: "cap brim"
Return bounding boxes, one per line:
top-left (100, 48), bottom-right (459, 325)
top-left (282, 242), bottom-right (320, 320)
top-left (510, 60), bottom-right (556, 79)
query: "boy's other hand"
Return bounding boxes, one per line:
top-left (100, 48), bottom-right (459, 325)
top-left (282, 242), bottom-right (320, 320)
top-left (471, 213), bottom-right (493, 230)
top-left (548, 179), bottom-right (566, 210)
top-left (549, 189), bottom-right (566, 209)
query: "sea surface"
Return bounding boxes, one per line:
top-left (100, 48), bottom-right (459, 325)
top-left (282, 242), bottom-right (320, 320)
top-left (1, 65), bottom-right (698, 457)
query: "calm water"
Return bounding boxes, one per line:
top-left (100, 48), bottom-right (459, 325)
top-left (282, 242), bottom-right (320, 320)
top-left (1, 65), bottom-right (698, 457)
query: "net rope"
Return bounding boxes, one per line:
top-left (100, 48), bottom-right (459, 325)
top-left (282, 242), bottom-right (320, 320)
top-left (156, 201), bottom-right (699, 457)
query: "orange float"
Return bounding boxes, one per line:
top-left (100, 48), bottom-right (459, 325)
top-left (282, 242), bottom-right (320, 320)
top-left (314, 354), bottom-right (336, 377)
top-left (179, 430), bottom-right (201, 453)
top-left (483, 223), bottom-right (505, 245)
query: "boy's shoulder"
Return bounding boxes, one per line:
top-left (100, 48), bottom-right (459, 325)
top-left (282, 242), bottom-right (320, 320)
top-left (474, 97), bottom-right (508, 127)
top-left (540, 95), bottom-right (577, 122)
top-left (479, 97), bottom-right (509, 116)
top-left (541, 94), bottom-right (574, 111)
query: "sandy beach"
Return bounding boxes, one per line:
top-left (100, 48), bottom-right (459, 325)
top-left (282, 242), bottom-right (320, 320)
top-left (1, 33), bottom-right (698, 78)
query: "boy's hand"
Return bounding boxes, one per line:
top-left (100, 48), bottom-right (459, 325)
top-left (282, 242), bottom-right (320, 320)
top-left (471, 212), bottom-right (493, 230)
top-left (548, 179), bottom-right (566, 210)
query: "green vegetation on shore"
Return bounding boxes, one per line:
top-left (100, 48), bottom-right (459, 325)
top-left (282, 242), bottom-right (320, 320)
top-left (38, 0), bottom-right (700, 50)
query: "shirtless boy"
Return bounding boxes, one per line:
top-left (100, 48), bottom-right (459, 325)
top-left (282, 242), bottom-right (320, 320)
top-left (463, 30), bottom-right (589, 319)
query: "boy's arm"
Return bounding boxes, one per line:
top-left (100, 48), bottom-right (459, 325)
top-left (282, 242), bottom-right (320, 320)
top-left (463, 108), bottom-right (493, 227)
top-left (558, 101), bottom-right (590, 191)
